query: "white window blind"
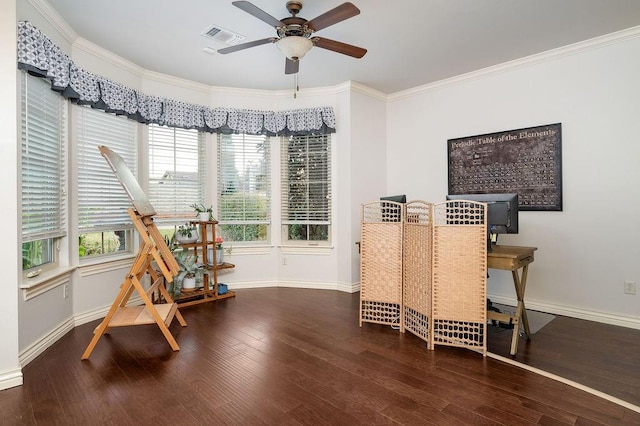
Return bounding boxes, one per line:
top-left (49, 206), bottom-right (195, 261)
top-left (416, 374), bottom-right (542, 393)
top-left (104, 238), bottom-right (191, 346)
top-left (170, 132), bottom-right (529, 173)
top-left (21, 73), bottom-right (66, 242)
top-left (217, 133), bottom-right (270, 242)
top-left (76, 106), bottom-right (138, 232)
top-left (281, 134), bottom-right (331, 242)
top-left (148, 124), bottom-right (205, 218)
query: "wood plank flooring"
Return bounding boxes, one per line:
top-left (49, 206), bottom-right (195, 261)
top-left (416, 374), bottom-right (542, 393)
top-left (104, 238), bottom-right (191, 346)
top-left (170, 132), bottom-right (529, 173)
top-left (1, 287), bottom-right (640, 425)
top-left (487, 308), bottom-right (640, 408)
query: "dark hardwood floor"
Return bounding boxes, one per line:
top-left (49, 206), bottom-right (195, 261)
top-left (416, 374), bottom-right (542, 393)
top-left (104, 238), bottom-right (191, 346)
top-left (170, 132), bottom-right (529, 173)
top-left (487, 308), bottom-right (640, 408)
top-left (2, 287), bottom-right (640, 425)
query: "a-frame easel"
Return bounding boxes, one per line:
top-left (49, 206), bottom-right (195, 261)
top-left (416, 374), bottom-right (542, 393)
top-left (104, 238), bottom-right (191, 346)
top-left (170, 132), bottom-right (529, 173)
top-left (81, 146), bottom-right (187, 360)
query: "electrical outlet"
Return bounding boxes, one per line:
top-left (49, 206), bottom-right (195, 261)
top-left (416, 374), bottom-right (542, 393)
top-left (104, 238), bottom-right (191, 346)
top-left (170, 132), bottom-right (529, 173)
top-left (624, 281), bottom-right (636, 295)
top-left (63, 284), bottom-right (69, 299)
top-left (282, 256), bottom-right (287, 266)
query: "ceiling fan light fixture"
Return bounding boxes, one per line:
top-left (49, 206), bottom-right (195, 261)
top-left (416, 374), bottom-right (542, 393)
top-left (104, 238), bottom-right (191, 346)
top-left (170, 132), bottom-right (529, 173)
top-left (276, 36), bottom-right (313, 61)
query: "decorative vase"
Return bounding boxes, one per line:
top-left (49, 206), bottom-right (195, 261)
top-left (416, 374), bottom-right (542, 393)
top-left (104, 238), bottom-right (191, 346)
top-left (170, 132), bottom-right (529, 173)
top-left (182, 276), bottom-right (196, 292)
top-left (206, 247), bottom-right (224, 265)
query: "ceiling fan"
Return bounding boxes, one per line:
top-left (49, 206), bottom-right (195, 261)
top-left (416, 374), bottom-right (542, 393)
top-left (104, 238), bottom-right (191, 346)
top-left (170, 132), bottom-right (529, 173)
top-left (218, 1), bottom-right (367, 74)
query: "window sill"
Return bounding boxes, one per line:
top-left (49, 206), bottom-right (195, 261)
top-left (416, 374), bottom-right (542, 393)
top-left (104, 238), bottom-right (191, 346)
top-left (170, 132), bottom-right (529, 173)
top-left (281, 245), bottom-right (334, 255)
top-left (219, 245), bottom-right (334, 256)
top-left (20, 266), bottom-right (76, 301)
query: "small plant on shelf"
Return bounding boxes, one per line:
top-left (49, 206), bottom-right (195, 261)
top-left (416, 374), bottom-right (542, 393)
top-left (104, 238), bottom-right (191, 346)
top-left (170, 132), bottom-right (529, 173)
top-left (172, 249), bottom-right (203, 296)
top-left (190, 203), bottom-right (214, 221)
top-left (177, 223), bottom-right (196, 238)
top-left (175, 223), bottom-right (198, 243)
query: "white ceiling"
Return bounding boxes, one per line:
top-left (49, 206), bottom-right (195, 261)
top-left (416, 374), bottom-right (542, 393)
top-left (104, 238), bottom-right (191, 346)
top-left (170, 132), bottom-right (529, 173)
top-left (45, 0), bottom-right (640, 94)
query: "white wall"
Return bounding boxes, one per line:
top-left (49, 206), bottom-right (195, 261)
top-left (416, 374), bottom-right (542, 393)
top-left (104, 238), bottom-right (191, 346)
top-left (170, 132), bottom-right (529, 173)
top-left (0, 0), bottom-right (22, 390)
top-left (346, 86), bottom-right (387, 286)
top-left (387, 31), bottom-right (640, 325)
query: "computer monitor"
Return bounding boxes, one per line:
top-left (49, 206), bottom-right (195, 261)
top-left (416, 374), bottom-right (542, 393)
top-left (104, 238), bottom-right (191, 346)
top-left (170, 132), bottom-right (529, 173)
top-left (445, 193), bottom-right (518, 251)
top-left (380, 194), bottom-right (406, 222)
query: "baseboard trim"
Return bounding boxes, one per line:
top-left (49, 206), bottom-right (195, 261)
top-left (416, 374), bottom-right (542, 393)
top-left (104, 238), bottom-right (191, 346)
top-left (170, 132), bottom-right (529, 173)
top-left (19, 317), bottom-right (75, 367)
top-left (228, 280), bottom-right (360, 293)
top-left (0, 368), bottom-right (23, 391)
top-left (487, 293), bottom-right (640, 330)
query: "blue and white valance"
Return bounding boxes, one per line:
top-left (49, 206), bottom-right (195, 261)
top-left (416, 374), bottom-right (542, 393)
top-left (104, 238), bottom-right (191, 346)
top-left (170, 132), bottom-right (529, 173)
top-left (17, 21), bottom-right (336, 136)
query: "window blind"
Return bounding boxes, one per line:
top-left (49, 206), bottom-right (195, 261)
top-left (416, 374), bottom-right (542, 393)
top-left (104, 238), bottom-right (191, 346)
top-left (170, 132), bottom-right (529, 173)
top-left (21, 73), bottom-right (66, 242)
top-left (76, 105), bottom-right (138, 232)
top-left (281, 134), bottom-right (331, 225)
top-left (217, 133), bottom-right (270, 240)
top-left (148, 124), bottom-right (205, 218)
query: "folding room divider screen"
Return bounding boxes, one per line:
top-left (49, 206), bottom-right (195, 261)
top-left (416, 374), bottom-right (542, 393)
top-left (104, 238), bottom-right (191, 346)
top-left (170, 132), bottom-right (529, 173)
top-left (359, 201), bottom-right (404, 330)
top-left (360, 199), bottom-right (487, 355)
top-left (402, 201), bottom-right (433, 347)
top-left (430, 200), bottom-right (488, 355)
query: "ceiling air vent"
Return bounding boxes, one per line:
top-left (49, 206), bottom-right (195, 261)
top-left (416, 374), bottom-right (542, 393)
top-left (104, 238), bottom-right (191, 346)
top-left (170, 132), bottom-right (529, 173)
top-left (201, 25), bottom-right (246, 46)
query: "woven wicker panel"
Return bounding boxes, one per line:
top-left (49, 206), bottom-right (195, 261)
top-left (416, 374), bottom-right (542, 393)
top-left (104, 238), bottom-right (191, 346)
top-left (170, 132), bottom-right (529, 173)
top-left (360, 201), bottom-right (403, 329)
top-left (431, 200), bottom-right (487, 355)
top-left (403, 201), bottom-right (432, 345)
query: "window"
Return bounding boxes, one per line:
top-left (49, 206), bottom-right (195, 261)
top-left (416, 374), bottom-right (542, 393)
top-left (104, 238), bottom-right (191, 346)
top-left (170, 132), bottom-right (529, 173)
top-left (217, 133), bottom-right (270, 243)
top-left (148, 124), bottom-right (205, 220)
top-left (20, 73), bottom-right (66, 270)
top-left (281, 134), bottom-right (331, 244)
top-left (76, 106), bottom-right (138, 259)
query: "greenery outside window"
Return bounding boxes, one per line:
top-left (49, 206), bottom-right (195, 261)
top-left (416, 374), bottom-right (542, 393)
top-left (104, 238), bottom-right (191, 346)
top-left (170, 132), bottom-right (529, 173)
top-left (76, 105), bottom-right (137, 259)
top-left (281, 134), bottom-right (331, 245)
top-left (21, 73), bottom-right (66, 271)
top-left (217, 133), bottom-right (270, 244)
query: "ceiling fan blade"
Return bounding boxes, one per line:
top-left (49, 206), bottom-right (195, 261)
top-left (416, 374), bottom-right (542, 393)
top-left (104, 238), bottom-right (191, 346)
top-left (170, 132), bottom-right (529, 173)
top-left (217, 37), bottom-right (274, 54)
top-left (313, 37), bottom-right (367, 58)
top-left (232, 1), bottom-right (284, 28)
top-left (285, 58), bottom-right (299, 74)
top-left (306, 2), bottom-right (360, 32)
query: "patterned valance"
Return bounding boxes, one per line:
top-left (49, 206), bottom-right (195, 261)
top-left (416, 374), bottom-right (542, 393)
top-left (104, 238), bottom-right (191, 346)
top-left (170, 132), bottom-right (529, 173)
top-left (16, 21), bottom-right (336, 136)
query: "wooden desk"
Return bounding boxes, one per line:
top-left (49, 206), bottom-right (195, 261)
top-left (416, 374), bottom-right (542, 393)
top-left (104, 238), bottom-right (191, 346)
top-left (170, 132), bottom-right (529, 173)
top-left (486, 245), bottom-right (537, 356)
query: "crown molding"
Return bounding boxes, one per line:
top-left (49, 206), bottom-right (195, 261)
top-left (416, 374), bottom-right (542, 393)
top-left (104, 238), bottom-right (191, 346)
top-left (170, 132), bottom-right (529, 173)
top-left (73, 37), bottom-right (145, 77)
top-left (388, 25), bottom-right (640, 102)
top-left (142, 69), bottom-right (214, 93)
top-left (27, 0), bottom-right (76, 44)
top-left (348, 81), bottom-right (388, 101)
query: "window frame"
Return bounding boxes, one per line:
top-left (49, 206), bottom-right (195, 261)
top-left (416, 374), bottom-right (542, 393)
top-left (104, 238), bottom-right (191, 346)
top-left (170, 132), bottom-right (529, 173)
top-left (75, 104), bottom-right (138, 261)
top-left (20, 72), bottom-right (68, 275)
top-left (280, 134), bottom-right (332, 247)
top-left (216, 132), bottom-right (271, 246)
top-left (147, 123), bottom-right (206, 224)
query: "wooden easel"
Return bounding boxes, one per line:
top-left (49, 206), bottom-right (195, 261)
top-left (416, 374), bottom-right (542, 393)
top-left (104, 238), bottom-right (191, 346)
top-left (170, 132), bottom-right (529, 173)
top-left (81, 146), bottom-right (187, 360)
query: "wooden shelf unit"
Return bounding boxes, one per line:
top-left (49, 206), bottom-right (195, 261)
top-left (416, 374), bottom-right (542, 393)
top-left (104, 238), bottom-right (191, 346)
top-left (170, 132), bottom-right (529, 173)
top-left (171, 220), bottom-right (236, 307)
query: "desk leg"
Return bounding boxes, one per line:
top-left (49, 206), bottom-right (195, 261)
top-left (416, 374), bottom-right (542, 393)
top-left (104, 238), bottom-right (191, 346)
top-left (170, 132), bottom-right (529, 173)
top-left (510, 264), bottom-right (532, 356)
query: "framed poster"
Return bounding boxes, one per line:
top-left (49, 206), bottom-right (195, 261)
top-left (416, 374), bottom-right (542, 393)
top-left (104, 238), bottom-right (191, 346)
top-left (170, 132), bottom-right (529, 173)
top-left (447, 123), bottom-right (562, 211)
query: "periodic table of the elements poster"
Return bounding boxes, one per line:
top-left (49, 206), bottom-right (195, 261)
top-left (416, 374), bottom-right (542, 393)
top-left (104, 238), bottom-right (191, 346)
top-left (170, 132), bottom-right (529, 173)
top-left (447, 123), bottom-right (562, 211)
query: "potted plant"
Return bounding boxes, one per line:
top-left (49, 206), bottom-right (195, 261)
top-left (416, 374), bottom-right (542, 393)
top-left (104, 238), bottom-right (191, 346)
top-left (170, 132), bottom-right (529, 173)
top-left (190, 203), bottom-right (214, 221)
top-left (208, 236), bottom-right (225, 265)
top-left (173, 249), bottom-right (203, 295)
top-left (215, 236), bottom-right (224, 264)
top-left (175, 223), bottom-right (198, 244)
